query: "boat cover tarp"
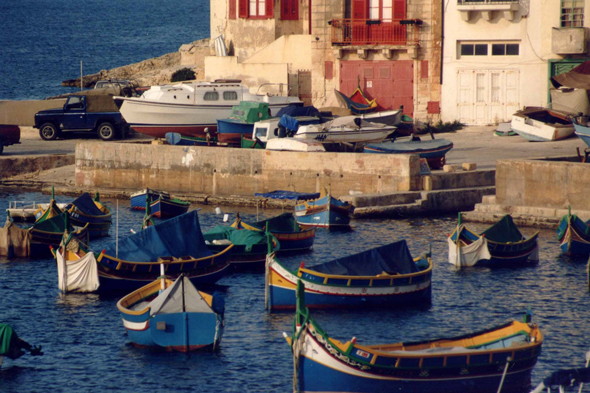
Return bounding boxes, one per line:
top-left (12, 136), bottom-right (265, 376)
top-left (309, 240), bottom-right (418, 276)
top-left (148, 276), bottom-right (214, 316)
top-left (550, 88), bottom-right (590, 115)
top-left (0, 221), bottom-right (31, 257)
top-left (56, 250), bottom-right (100, 293)
top-left (250, 213), bottom-right (301, 233)
top-left (103, 211), bottom-right (212, 261)
top-left (366, 139), bottom-right (453, 153)
top-left (279, 115), bottom-right (300, 132)
top-left (204, 226), bottom-right (266, 252)
top-left (254, 190), bottom-right (320, 201)
top-left (32, 213), bottom-right (72, 233)
top-left (551, 61), bottom-right (590, 90)
top-left (276, 105), bottom-right (320, 118)
top-left (69, 193), bottom-right (105, 216)
top-left (448, 226), bottom-right (491, 267)
top-left (480, 215), bottom-right (524, 243)
top-left (0, 324), bottom-right (15, 356)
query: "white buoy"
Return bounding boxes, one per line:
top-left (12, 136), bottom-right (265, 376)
top-left (215, 207), bottom-right (222, 215)
top-left (223, 213), bottom-right (229, 222)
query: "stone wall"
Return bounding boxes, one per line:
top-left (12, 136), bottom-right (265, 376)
top-left (75, 142), bottom-right (421, 196)
top-left (496, 159), bottom-right (590, 210)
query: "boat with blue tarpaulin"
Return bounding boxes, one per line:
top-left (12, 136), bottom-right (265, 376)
top-left (62, 192), bottom-right (112, 239)
top-left (266, 239), bottom-right (431, 311)
top-left (54, 211), bottom-right (233, 292)
top-left (286, 280), bottom-right (543, 393)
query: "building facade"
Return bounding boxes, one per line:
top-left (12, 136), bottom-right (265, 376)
top-left (441, 0), bottom-right (590, 125)
top-left (209, 0), bottom-right (442, 121)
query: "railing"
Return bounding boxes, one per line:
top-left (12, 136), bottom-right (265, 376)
top-left (457, 0), bottom-right (518, 4)
top-left (330, 19), bottom-right (421, 46)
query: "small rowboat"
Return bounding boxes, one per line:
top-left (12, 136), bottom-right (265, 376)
top-left (364, 138), bottom-right (454, 169)
top-left (286, 281), bottom-right (543, 393)
top-left (294, 189), bottom-right (354, 229)
top-left (117, 275), bottom-right (224, 352)
top-left (54, 211), bottom-right (233, 292)
top-left (265, 239), bottom-right (432, 311)
top-left (231, 213), bottom-right (315, 253)
top-left (556, 209), bottom-right (590, 257)
top-left (511, 107), bottom-right (575, 142)
top-left (448, 214), bottom-right (539, 268)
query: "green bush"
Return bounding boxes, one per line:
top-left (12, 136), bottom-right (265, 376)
top-left (171, 68), bottom-right (196, 82)
top-left (417, 120), bottom-right (465, 135)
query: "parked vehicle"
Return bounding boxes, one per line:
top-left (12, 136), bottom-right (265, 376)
top-left (34, 91), bottom-right (129, 141)
top-left (0, 125), bottom-right (20, 154)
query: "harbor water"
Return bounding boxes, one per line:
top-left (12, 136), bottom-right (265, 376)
top-left (0, 0), bottom-right (210, 100)
top-left (1, 189), bottom-right (590, 392)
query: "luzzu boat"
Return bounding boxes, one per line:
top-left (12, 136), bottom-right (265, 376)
top-left (130, 189), bottom-right (170, 210)
top-left (54, 211), bottom-right (233, 292)
top-left (131, 189), bottom-right (190, 218)
top-left (62, 193), bottom-right (112, 239)
top-left (448, 214), bottom-right (539, 268)
top-left (556, 209), bottom-right (590, 257)
top-left (265, 239), bottom-right (432, 311)
top-left (117, 275), bottom-right (224, 352)
top-left (294, 189), bottom-right (354, 229)
top-left (286, 281), bottom-right (543, 393)
top-left (231, 213), bottom-right (315, 253)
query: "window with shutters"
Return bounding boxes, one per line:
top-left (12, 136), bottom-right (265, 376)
top-left (239, 0), bottom-right (273, 18)
top-left (229, 0), bottom-right (236, 19)
top-left (561, 0), bottom-right (584, 27)
top-left (281, 0), bottom-right (298, 20)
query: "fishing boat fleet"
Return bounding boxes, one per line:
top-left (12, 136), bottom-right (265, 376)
top-left (5, 182), bottom-right (590, 391)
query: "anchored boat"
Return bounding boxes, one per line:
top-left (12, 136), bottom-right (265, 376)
top-left (294, 189), bottom-right (354, 229)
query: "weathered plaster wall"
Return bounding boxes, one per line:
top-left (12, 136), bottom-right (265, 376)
top-left (75, 142), bottom-right (421, 196)
top-left (0, 100), bottom-right (65, 126)
top-left (496, 159), bottom-right (590, 210)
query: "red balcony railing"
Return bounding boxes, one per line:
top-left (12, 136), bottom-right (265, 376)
top-left (330, 19), bottom-right (421, 46)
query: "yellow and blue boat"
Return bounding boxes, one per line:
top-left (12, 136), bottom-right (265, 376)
top-left (556, 208), bottom-right (590, 257)
top-left (286, 281), bottom-right (543, 393)
top-left (294, 189), bottom-right (354, 229)
top-left (265, 239), bottom-right (432, 311)
top-left (117, 275), bottom-right (224, 352)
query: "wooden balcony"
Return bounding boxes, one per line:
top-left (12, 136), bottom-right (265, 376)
top-left (330, 19), bottom-right (421, 47)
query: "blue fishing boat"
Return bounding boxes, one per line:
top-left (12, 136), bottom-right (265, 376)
top-left (117, 275), bottom-right (224, 352)
top-left (130, 189), bottom-right (190, 218)
top-left (231, 213), bottom-right (315, 253)
top-left (364, 138), bottom-right (454, 169)
top-left (448, 214), bottom-right (539, 267)
top-left (286, 281), bottom-right (543, 393)
top-left (556, 209), bottom-right (590, 257)
top-left (294, 190), bottom-right (354, 229)
top-left (130, 189), bottom-right (169, 210)
top-left (64, 193), bottom-right (112, 239)
top-left (54, 211), bottom-right (233, 292)
top-left (203, 225), bottom-right (276, 270)
top-left (216, 101), bottom-right (272, 145)
top-left (265, 239), bottom-right (432, 311)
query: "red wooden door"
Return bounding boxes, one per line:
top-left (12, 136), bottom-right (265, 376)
top-left (339, 60), bottom-right (414, 116)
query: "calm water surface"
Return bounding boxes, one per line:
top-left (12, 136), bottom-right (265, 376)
top-left (1, 189), bottom-right (589, 392)
top-left (0, 0), bottom-right (209, 100)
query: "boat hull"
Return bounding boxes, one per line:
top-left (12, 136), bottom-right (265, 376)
top-left (294, 195), bottom-right (354, 229)
top-left (557, 215), bottom-right (590, 257)
top-left (364, 139), bottom-right (454, 169)
top-left (511, 109), bottom-right (575, 142)
top-left (295, 127), bottom-right (392, 143)
top-left (67, 213), bottom-right (111, 239)
top-left (217, 119), bottom-right (254, 145)
top-left (151, 198), bottom-right (190, 218)
top-left (574, 123), bottom-right (590, 149)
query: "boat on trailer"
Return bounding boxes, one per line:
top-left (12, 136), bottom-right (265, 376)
top-left (115, 80), bottom-right (302, 139)
top-left (286, 281), bottom-right (543, 393)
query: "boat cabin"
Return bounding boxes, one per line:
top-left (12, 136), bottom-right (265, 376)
top-left (229, 101), bottom-right (271, 123)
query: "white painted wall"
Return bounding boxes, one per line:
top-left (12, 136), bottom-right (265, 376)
top-left (441, 0), bottom-right (567, 124)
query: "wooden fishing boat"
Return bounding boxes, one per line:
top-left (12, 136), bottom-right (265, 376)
top-left (62, 193), bottom-right (112, 239)
top-left (54, 211), bottom-right (233, 292)
top-left (286, 281), bottom-right (543, 393)
top-left (117, 275), bottom-right (224, 352)
top-left (130, 189), bottom-right (170, 210)
top-left (511, 107), bottom-right (575, 142)
top-left (448, 214), bottom-right (539, 268)
top-left (556, 210), bottom-right (590, 257)
top-left (266, 239), bottom-right (432, 311)
top-left (364, 138), bottom-right (454, 169)
top-left (203, 225), bottom-right (276, 270)
top-left (231, 213), bottom-right (315, 253)
top-left (216, 101), bottom-right (272, 145)
top-left (334, 88), bottom-right (378, 115)
top-left (150, 197), bottom-right (190, 218)
top-left (294, 189), bottom-right (354, 229)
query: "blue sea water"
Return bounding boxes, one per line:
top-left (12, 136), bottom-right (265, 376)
top-left (1, 189), bottom-right (590, 392)
top-left (0, 0), bottom-right (210, 100)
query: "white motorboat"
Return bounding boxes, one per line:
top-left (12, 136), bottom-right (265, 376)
top-left (360, 108), bottom-right (402, 126)
top-left (511, 107), bottom-right (575, 142)
top-left (294, 116), bottom-right (394, 143)
top-left (265, 138), bottom-right (325, 152)
top-left (7, 201), bottom-right (67, 222)
top-left (115, 80), bottom-right (302, 140)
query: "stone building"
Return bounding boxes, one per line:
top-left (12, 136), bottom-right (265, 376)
top-left (441, 0), bottom-right (590, 125)
top-left (208, 0), bottom-right (442, 121)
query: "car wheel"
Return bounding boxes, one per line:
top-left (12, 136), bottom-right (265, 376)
top-left (39, 123), bottom-right (59, 141)
top-left (97, 122), bottom-right (115, 141)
